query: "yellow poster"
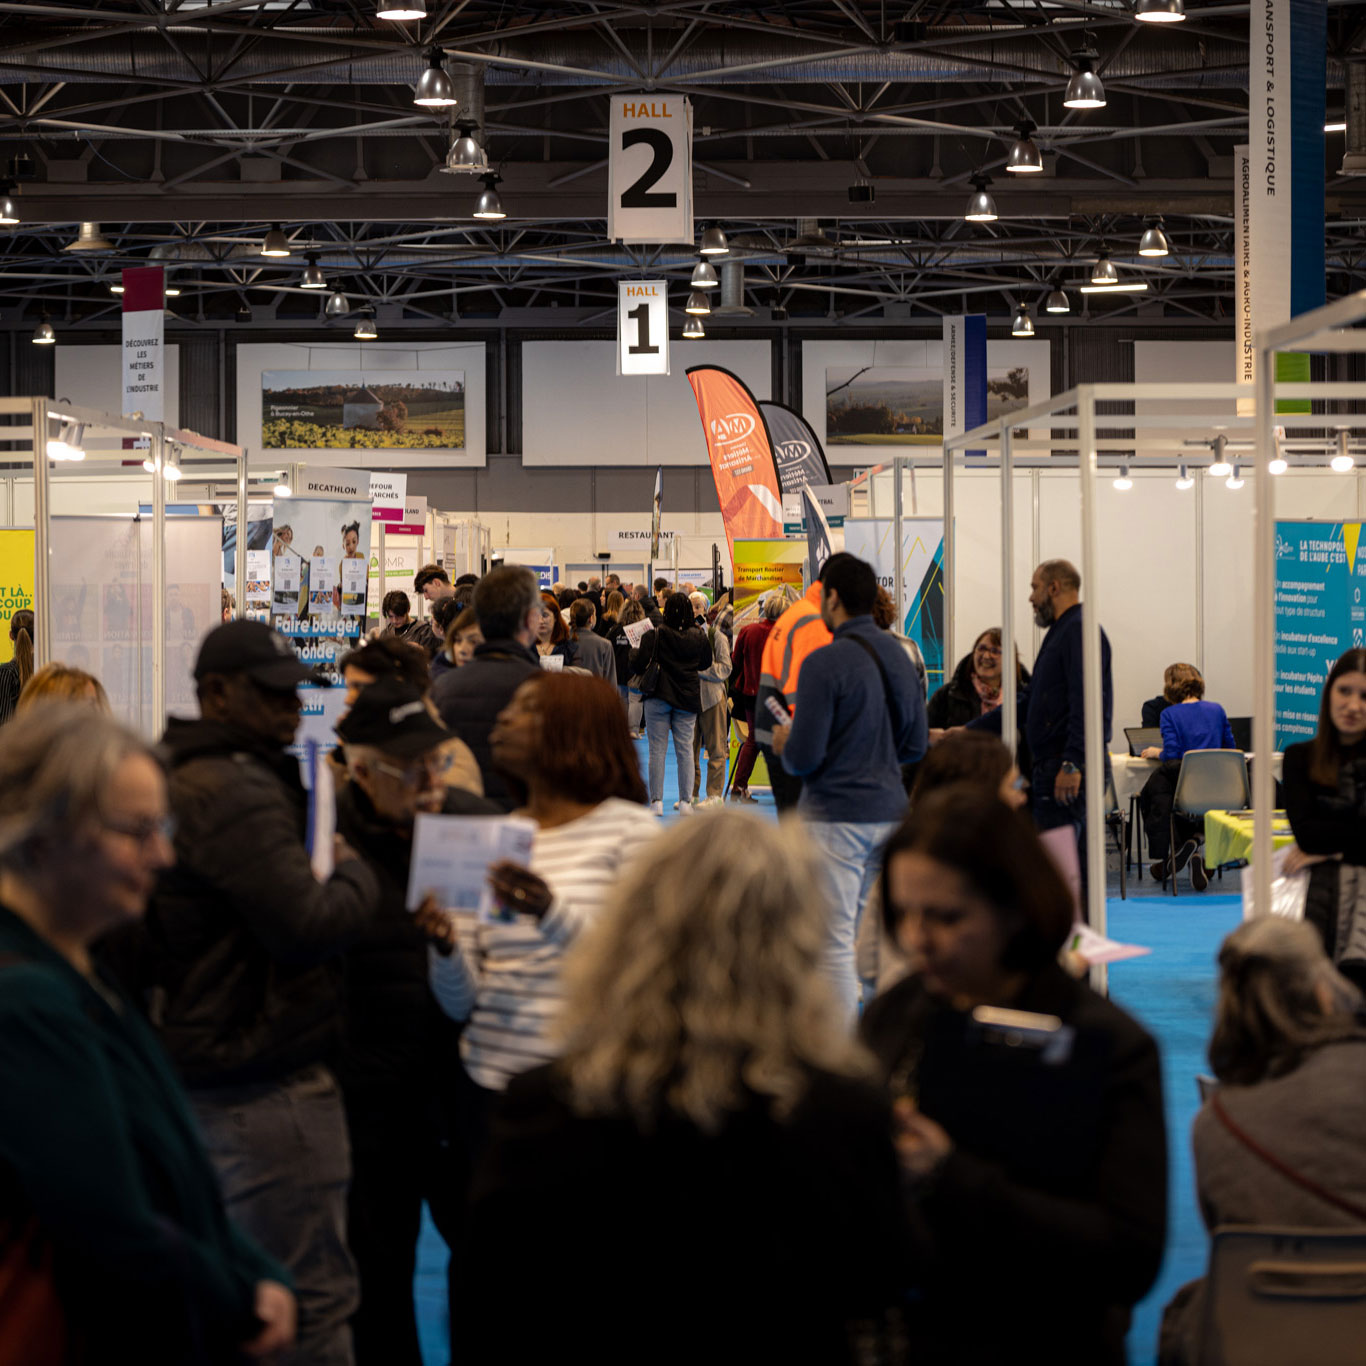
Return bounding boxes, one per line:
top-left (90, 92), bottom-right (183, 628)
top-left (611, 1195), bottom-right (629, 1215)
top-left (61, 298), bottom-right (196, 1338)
top-left (732, 537), bottom-right (806, 611)
top-left (0, 529), bottom-right (34, 663)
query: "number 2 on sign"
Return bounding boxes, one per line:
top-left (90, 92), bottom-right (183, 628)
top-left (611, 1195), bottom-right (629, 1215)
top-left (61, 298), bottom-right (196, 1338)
top-left (627, 302), bottom-right (658, 355)
top-left (620, 129), bottom-right (675, 209)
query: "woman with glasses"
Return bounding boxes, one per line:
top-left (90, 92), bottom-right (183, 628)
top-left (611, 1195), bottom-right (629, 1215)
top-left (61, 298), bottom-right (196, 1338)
top-left (0, 705), bottom-right (296, 1361)
top-left (927, 627), bottom-right (1028, 731)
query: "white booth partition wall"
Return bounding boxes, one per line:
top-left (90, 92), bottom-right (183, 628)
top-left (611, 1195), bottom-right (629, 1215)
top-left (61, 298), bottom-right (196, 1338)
top-left (0, 396), bottom-right (247, 737)
top-left (941, 369), bottom-right (1366, 980)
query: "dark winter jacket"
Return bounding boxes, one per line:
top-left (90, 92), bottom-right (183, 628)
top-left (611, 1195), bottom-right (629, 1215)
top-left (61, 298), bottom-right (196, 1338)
top-left (926, 649), bottom-right (1030, 730)
top-left (628, 624), bottom-right (712, 714)
top-left (103, 718), bottom-right (382, 1091)
top-left (431, 636), bottom-right (540, 809)
top-left (334, 781), bottom-right (499, 1102)
top-left (861, 964), bottom-right (1167, 1365)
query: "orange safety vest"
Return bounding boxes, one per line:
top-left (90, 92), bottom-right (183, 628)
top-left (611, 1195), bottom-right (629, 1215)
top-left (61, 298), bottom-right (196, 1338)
top-left (758, 580), bottom-right (831, 719)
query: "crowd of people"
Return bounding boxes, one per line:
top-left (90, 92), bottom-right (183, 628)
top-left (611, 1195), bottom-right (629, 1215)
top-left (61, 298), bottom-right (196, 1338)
top-left (0, 551), bottom-right (1364, 1366)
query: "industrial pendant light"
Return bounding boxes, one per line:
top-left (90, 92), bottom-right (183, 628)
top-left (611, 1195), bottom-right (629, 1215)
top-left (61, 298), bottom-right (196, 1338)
top-left (472, 173), bottom-right (506, 220)
top-left (1005, 122), bottom-right (1043, 174)
top-left (376, 0), bottom-right (426, 18)
top-left (685, 290), bottom-right (711, 316)
top-left (353, 309), bottom-right (378, 341)
top-left (441, 123), bottom-right (488, 174)
top-left (1332, 430), bottom-right (1355, 473)
top-left (1063, 53), bottom-right (1106, 110)
top-left (64, 222), bottom-right (113, 252)
top-left (690, 260), bottom-right (720, 289)
top-left (1208, 435), bottom-right (1231, 478)
top-left (1010, 303), bottom-right (1034, 337)
top-left (325, 289), bottom-right (350, 317)
top-left (1135, 0), bottom-right (1185, 21)
top-left (1113, 464), bottom-right (1133, 491)
top-left (682, 315), bottom-right (705, 339)
top-left (964, 174), bottom-right (998, 222)
top-left (1226, 463), bottom-right (1244, 490)
top-left (300, 254), bottom-right (327, 289)
top-left (1175, 464), bottom-right (1194, 490)
top-left (109, 280), bottom-right (125, 295)
top-left (260, 224), bottom-right (291, 257)
top-left (1138, 218), bottom-right (1170, 257)
top-left (699, 226), bottom-right (729, 256)
top-left (31, 317), bottom-right (55, 345)
top-left (1045, 286), bottom-right (1070, 314)
top-left (0, 183), bottom-right (19, 227)
top-left (1090, 248), bottom-right (1119, 286)
top-left (414, 51), bottom-right (457, 109)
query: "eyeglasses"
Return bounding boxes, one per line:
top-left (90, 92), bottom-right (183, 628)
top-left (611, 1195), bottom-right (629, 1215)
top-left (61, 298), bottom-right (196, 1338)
top-left (974, 645), bottom-right (1003, 656)
top-left (371, 753), bottom-right (454, 787)
top-left (101, 814), bottom-right (176, 846)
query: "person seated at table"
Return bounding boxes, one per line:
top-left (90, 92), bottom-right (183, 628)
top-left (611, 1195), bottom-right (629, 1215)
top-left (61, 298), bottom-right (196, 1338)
top-left (1141, 662), bottom-right (1196, 728)
top-left (1158, 917), bottom-right (1366, 1366)
top-left (1139, 663), bottom-right (1234, 891)
top-left (1283, 647), bottom-right (1366, 991)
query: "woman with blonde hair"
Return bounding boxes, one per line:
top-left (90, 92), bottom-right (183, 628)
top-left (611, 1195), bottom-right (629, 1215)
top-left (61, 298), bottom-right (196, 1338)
top-left (0, 609), bottom-right (34, 724)
top-left (462, 810), bottom-right (910, 1364)
top-left (16, 663), bottom-right (109, 715)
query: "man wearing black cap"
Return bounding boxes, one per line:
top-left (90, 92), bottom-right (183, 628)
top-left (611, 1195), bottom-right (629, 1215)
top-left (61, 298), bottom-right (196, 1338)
top-left (107, 619), bottom-right (382, 1366)
top-left (331, 679), bottom-right (496, 1366)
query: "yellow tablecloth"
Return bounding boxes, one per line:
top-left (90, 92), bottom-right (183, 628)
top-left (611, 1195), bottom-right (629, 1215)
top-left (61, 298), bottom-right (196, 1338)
top-left (1204, 809), bottom-right (1296, 869)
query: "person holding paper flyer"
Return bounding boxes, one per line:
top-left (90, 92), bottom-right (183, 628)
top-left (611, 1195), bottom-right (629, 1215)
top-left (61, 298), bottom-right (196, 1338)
top-left (331, 679), bottom-right (498, 1366)
top-left (417, 674), bottom-right (656, 1104)
top-left (99, 620), bottom-right (382, 1366)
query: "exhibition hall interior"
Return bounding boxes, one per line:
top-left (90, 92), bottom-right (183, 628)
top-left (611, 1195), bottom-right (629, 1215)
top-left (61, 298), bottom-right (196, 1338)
top-left (0, 2), bottom-right (1364, 1365)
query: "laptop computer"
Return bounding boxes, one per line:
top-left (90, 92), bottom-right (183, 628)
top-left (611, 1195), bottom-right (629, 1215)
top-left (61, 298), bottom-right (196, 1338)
top-left (1228, 716), bottom-right (1253, 752)
top-left (1123, 726), bottom-right (1162, 757)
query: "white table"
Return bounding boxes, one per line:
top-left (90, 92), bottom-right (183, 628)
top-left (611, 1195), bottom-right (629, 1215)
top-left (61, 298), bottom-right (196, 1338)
top-left (1110, 751), bottom-right (1284, 808)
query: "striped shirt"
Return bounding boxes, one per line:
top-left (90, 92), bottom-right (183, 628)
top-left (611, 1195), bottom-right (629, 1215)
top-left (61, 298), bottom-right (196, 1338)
top-left (0, 661), bottom-right (22, 725)
top-left (428, 797), bottom-right (659, 1091)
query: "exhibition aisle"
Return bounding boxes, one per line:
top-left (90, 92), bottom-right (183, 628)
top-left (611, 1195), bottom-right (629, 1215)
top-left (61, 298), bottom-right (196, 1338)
top-left (412, 893), bottom-right (1243, 1366)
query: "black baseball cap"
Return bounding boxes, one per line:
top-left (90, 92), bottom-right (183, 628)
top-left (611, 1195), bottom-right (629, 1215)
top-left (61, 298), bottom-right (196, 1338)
top-left (334, 678), bottom-right (450, 758)
top-left (194, 619), bottom-right (315, 690)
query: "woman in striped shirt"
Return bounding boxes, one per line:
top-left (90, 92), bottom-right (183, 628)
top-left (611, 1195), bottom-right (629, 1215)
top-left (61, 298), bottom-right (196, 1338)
top-left (0, 610), bottom-right (34, 725)
top-left (420, 672), bottom-right (657, 1103)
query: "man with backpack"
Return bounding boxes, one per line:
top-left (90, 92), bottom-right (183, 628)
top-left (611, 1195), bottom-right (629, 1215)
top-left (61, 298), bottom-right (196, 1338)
top-left (769, 554), bottom-right (927, 1017)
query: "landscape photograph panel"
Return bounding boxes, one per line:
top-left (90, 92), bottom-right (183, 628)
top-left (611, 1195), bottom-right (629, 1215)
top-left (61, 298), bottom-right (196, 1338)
top-left (825, 365), bottom-right (1031, 446)
top-left (262, 369), bottom-right (465, 450)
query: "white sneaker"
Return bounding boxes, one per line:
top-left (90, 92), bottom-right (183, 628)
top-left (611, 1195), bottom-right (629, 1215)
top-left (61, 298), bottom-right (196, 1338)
top-left (651, 801), bottom-right (664, 816)
top-left (698, 796), bottom-right (725, 809)
top-left (674, 801), bottom-right (695, 816)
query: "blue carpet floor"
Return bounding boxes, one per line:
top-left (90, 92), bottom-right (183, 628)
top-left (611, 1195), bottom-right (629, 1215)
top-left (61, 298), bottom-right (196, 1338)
top-left (411, 735), bottom-right (1243, 1364)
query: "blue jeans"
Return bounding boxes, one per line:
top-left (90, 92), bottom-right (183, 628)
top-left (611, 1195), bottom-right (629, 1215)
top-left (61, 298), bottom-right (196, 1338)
top-left (191, 1064), bottom-right (358, 1366)
top-left (806, 819), bottom-right (900, 1019)
top-left (644, 697), bottom-right (697, 805)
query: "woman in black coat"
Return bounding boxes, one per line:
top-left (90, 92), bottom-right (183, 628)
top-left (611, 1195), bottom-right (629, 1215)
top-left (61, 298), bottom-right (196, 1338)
top-left (629, 592), bottom-right (711, 814)
top-left (860, 786), bottom-right (1167, 1365)
top-left (1282, 647), bottom-right (1366, 990)
top-left (926, 627), bottom-right (1029, 730)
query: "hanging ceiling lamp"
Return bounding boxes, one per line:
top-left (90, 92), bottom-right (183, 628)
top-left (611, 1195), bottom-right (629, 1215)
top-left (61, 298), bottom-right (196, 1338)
top-left (325, 289), bottom-right (350, 317)
top-left (1332, 430), bottom-right (1355, 473)
top-left (685, 290), bottom-right (711, 316)
top-left (1175, 463), bottom-right (1194, 489)
top-left (1138, 218), bottom-right (1170, 257)
top-left (1005, 122), bottom-right (1043, 173)
top-left (1063, 51), bottom-right (1106, 110)
top-left (260, 224), bottom-right (291, 257)
top-left (690, 260), bottom-right (720, 289)
top-left (31, 317), bottom-right (55, 345)
top-left (699, 225), bottom-right (729, 255)
top-left (1208, 435), bottom-right (1232, 478)
top-left (964, 174), bottom-right (998, 222)
top-left (64, 222), bottom-right (113, 252)
top-left (1134, 0), bottom-right (1185, 21)
top-left (353, 309), bottom-right (378, 341)
top-left (1045, 285), bottom-right (1070, 314)
top-left (1226, 463), bottom-right (1244, 490)
top-left (1090, 248), bottom-right (1119, 286)
top-left (682, 315), bottom-right (705, 339)
top-left (472, 173), bottom-right (505, 220)
top-left (109, 280), bottom-right (125, 295)
top-left (1113, 464), bottom-right (1133, 491)
top-left (376, 0), bottom-right (426, 17)
top-left (300, 254), bottom-right (327, 289)
top-left (0, 183), bottom-right (19, 227)
top-left (414, 50), bottom-right (457, 109)
top-left (441, 123), bottom-right (488, 174)
top-left (1010, 303), bottom-right (1034, 337)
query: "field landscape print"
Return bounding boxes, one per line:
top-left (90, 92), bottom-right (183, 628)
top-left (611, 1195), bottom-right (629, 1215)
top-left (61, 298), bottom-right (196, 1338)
top-left (825, 365), bottom-right (1030, 445)
top-left (262, 370), bottom-right (465, 450)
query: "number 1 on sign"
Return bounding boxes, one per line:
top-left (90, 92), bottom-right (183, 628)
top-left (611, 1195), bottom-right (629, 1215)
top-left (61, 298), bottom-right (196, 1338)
top-left (627, 302), bottom-right (658, 356)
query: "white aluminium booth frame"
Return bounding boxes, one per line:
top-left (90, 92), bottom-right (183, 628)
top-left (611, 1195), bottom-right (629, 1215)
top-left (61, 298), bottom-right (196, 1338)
top-left (5, 395), bottom-right (247, 732)
top-left (936, 327), bottom-right (1366, 968)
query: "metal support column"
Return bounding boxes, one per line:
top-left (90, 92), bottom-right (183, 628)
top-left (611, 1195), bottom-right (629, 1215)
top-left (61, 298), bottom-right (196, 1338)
top-left (1250, 344), bottom-right (1278, 911)
top-left (1000, 429), bottom-right (1017, 753)
top-left (235, 451), bottom-right (248, 619)
top-left (942, 443), bottom-right (956, 685)
top-left (151, 426), bottom-right (167, 736)
top-left (30, 398), bottom-right (51, 668)
top-left (893, 456), bottom-right (904, 634)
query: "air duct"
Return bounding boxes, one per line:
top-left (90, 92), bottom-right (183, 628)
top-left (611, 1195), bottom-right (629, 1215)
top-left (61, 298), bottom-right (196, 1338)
top-left (711, 261), bottom-right (753, 317)
top-left (1343, 58), bottom-right (1366, 176)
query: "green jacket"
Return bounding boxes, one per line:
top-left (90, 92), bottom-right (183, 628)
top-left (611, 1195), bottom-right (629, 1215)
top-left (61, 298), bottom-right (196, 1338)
top-left (0, 906), bottom-right (288, 1360)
